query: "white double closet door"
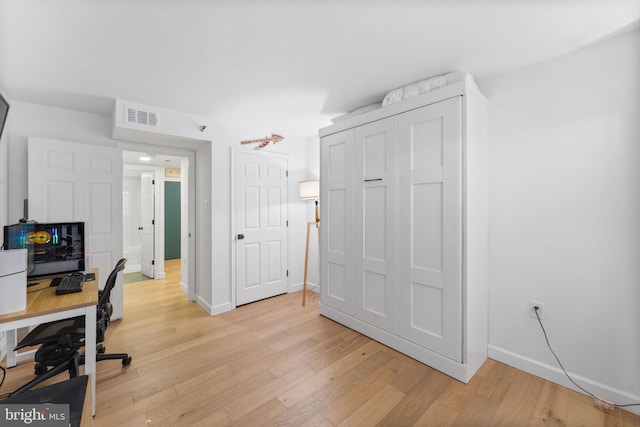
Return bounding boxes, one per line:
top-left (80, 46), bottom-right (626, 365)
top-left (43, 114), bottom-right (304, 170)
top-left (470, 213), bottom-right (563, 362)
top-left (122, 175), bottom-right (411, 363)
top-left (350, 97), bottom-right (463, 362)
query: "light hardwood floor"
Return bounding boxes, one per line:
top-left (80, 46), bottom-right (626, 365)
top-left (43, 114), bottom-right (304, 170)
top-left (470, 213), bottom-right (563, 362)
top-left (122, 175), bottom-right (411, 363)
top-left (2, 259), bottom-right (638, 426)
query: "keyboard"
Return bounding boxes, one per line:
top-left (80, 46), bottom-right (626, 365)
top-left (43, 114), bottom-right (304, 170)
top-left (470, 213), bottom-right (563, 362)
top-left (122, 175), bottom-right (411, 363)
top-left (55, 274), bottom-right (85, 295)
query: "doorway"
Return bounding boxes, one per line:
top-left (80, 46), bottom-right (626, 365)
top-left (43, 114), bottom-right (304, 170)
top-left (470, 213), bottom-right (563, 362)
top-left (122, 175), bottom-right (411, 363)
top-left (122, 151), bottom-right (188, 290)
top-left (165, 181), bottom-right (181, 260)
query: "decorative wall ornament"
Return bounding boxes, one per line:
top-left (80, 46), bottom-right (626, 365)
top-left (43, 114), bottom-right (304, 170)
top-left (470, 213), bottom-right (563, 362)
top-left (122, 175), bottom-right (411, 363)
top-left (240, 133), bottom-right (284, 150)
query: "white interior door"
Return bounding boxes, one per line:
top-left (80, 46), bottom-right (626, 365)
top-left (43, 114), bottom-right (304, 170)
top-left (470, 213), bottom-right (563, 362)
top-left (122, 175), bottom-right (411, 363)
top-left (234, 151), bottom-right (288, 306)
top-left (397, 97), bottom-right (462, 362)
top-left (28, 137), bottom-right (124, 319)
top-left (140, 171), bottom-right (155, 278)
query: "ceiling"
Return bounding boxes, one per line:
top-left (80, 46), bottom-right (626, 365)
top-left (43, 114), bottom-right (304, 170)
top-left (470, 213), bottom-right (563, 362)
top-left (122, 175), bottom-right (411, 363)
top-left (122, 150), bottom-right (184, 168)
top-left (0, 0), bottom-right (638, 138)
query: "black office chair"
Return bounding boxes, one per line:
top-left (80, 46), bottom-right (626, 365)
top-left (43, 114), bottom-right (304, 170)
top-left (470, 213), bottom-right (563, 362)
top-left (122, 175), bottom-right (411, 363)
top-left (9, 258), bottom-right (132, 396)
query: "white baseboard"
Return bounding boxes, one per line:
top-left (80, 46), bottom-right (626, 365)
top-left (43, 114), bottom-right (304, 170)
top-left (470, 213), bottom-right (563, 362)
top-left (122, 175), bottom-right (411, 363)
top-left (195, 296), bottom-right (213, 315)
top-left (488, 345), bottom-right (640, 416)
top-left (199, 286), bottom-right (318, 318)
top-left (123, 264), bottom-right (141, 274)
top-left (209, 301), bottom-right (232, 316)
top-left (290, 281), bottom-right (319, 293)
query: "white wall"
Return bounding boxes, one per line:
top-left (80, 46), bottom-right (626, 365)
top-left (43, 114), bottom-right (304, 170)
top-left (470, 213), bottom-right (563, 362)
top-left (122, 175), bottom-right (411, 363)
top-left (287, 134), bottom-right (320, 293)
top-left (115, 104), bottom-right (315, 312)
top-left (6, 101), bottom-right (116, 223)
top-left (206, 127), bottom-right (311, 313)
top-left (3, 99), bottom-right (316, 320)
top-left (303, 135), bottom-right (321, 290)
top-left (112, 99), bottom-right (316, 312)
top-left (479, 29), bottom-right (640, 410)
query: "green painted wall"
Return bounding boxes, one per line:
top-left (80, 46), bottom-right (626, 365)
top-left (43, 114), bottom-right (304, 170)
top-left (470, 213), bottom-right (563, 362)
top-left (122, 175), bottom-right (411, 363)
top-left (164, 181), bottom-right (181, 259)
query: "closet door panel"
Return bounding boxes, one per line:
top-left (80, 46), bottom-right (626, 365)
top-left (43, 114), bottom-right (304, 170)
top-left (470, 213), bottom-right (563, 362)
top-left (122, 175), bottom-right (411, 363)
top-left (320, 129), bottom-right (354, 312)
top-left (397, 97), bottom-right (462, 362)
top-left (354, 118), bottom-right (397, 332)
top-left (363, 185), bottom-right (387, 260)
top-left (327, 189), bottom-right (346, 255)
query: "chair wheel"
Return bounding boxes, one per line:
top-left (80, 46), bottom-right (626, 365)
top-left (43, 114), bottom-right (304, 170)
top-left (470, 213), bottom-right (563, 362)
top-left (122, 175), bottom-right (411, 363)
top-left (122, 356), bottom-right (132, 367)
top-left (35, 365), bottom-right (47, 376)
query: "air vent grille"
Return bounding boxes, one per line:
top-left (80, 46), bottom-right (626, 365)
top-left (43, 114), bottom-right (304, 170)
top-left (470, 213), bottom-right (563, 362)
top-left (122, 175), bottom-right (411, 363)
top-left (126, 107), bottom-right (158, 127)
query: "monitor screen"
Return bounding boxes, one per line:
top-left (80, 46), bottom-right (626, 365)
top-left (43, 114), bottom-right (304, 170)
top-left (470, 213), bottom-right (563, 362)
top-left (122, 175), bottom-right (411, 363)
top-left (0, 91), bottom-right (9, 141)
top-left (3, 222), bottom-right (86, 278)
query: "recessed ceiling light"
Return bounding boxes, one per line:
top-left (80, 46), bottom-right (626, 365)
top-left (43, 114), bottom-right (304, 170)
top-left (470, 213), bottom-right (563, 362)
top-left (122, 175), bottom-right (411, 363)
top-left (139, 156), bottom-right (151, 161)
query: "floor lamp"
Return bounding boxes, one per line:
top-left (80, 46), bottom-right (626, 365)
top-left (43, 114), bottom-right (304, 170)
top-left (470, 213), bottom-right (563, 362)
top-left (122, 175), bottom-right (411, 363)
top-left (299, 180), bottom-right (319, 306)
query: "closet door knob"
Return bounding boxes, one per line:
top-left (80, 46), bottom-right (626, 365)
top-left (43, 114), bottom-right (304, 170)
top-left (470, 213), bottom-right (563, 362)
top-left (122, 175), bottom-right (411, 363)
top-left (237, 234), bottom-right (245, 240)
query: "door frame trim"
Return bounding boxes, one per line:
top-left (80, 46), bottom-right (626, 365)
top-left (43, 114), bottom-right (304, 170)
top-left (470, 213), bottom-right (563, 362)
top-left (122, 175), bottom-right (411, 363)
top-left (118, 141), bottom-right (197, 303)
top-left (230, 148), bottom-right (290, 309)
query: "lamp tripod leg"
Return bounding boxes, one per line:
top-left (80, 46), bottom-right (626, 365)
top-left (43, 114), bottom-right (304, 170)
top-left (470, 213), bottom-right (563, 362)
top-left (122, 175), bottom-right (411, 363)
top-left (302, 221), bottom-right (313, 306)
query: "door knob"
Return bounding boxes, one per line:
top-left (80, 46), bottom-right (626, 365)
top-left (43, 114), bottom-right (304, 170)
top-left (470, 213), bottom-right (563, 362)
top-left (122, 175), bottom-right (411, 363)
top-left (237, 234), bottom-right (245, 240)
top-left (138, 227), bottom-right (143, 230)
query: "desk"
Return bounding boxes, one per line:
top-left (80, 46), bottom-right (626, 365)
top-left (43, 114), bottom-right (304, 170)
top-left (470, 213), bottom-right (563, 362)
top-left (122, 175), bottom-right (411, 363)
top-left (0, 270), bottom-right (98, 416)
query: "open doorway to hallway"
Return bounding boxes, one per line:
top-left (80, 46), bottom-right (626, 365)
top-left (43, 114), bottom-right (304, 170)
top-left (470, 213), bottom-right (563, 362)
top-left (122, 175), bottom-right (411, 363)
top-left (122, 150), bottom-right (188, 287)
top-left (124, 258), bottom-right (182, 285)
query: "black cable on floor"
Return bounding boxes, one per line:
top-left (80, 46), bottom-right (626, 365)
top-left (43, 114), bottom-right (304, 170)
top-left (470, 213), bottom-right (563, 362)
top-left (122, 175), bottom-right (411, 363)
top-left (534, 306), bottom-right (640, 408)
top-left (0, 365), bottom-right (9, 399)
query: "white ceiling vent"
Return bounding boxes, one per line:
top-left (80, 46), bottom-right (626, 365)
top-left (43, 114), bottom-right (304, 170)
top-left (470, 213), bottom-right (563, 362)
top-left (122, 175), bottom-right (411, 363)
top-left (126, 106), bottom-right (158, 127)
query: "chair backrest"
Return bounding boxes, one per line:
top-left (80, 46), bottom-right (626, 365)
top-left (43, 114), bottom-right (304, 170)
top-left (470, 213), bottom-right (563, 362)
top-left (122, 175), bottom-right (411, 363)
top-left (98, 258), bottom-right (127, 308)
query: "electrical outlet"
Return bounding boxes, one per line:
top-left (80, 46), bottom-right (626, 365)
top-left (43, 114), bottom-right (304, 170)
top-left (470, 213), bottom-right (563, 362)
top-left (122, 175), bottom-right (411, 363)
top-left (530, 301), bottom-right (544, 319)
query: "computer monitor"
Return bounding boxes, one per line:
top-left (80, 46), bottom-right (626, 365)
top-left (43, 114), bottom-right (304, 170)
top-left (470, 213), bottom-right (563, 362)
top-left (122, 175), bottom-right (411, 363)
top-left (2, 222), bottom-right (87, 279)
top-left (0, 91), bottom-right (9, 141)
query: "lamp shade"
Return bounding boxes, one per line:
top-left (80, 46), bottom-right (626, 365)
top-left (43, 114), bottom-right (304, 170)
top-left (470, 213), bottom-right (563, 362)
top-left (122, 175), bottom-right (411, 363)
top-left (298, 180), bottom-right (319, 200)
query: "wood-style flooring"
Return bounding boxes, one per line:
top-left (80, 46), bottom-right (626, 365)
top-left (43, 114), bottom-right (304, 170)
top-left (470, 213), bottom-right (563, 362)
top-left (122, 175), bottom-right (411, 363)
top-left (2, 259), bottom-right (638, 426)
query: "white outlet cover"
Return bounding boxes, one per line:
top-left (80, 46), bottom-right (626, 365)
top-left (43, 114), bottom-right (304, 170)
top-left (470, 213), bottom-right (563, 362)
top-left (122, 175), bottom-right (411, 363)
top-left (530, 301), bottom-right (544, 319)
